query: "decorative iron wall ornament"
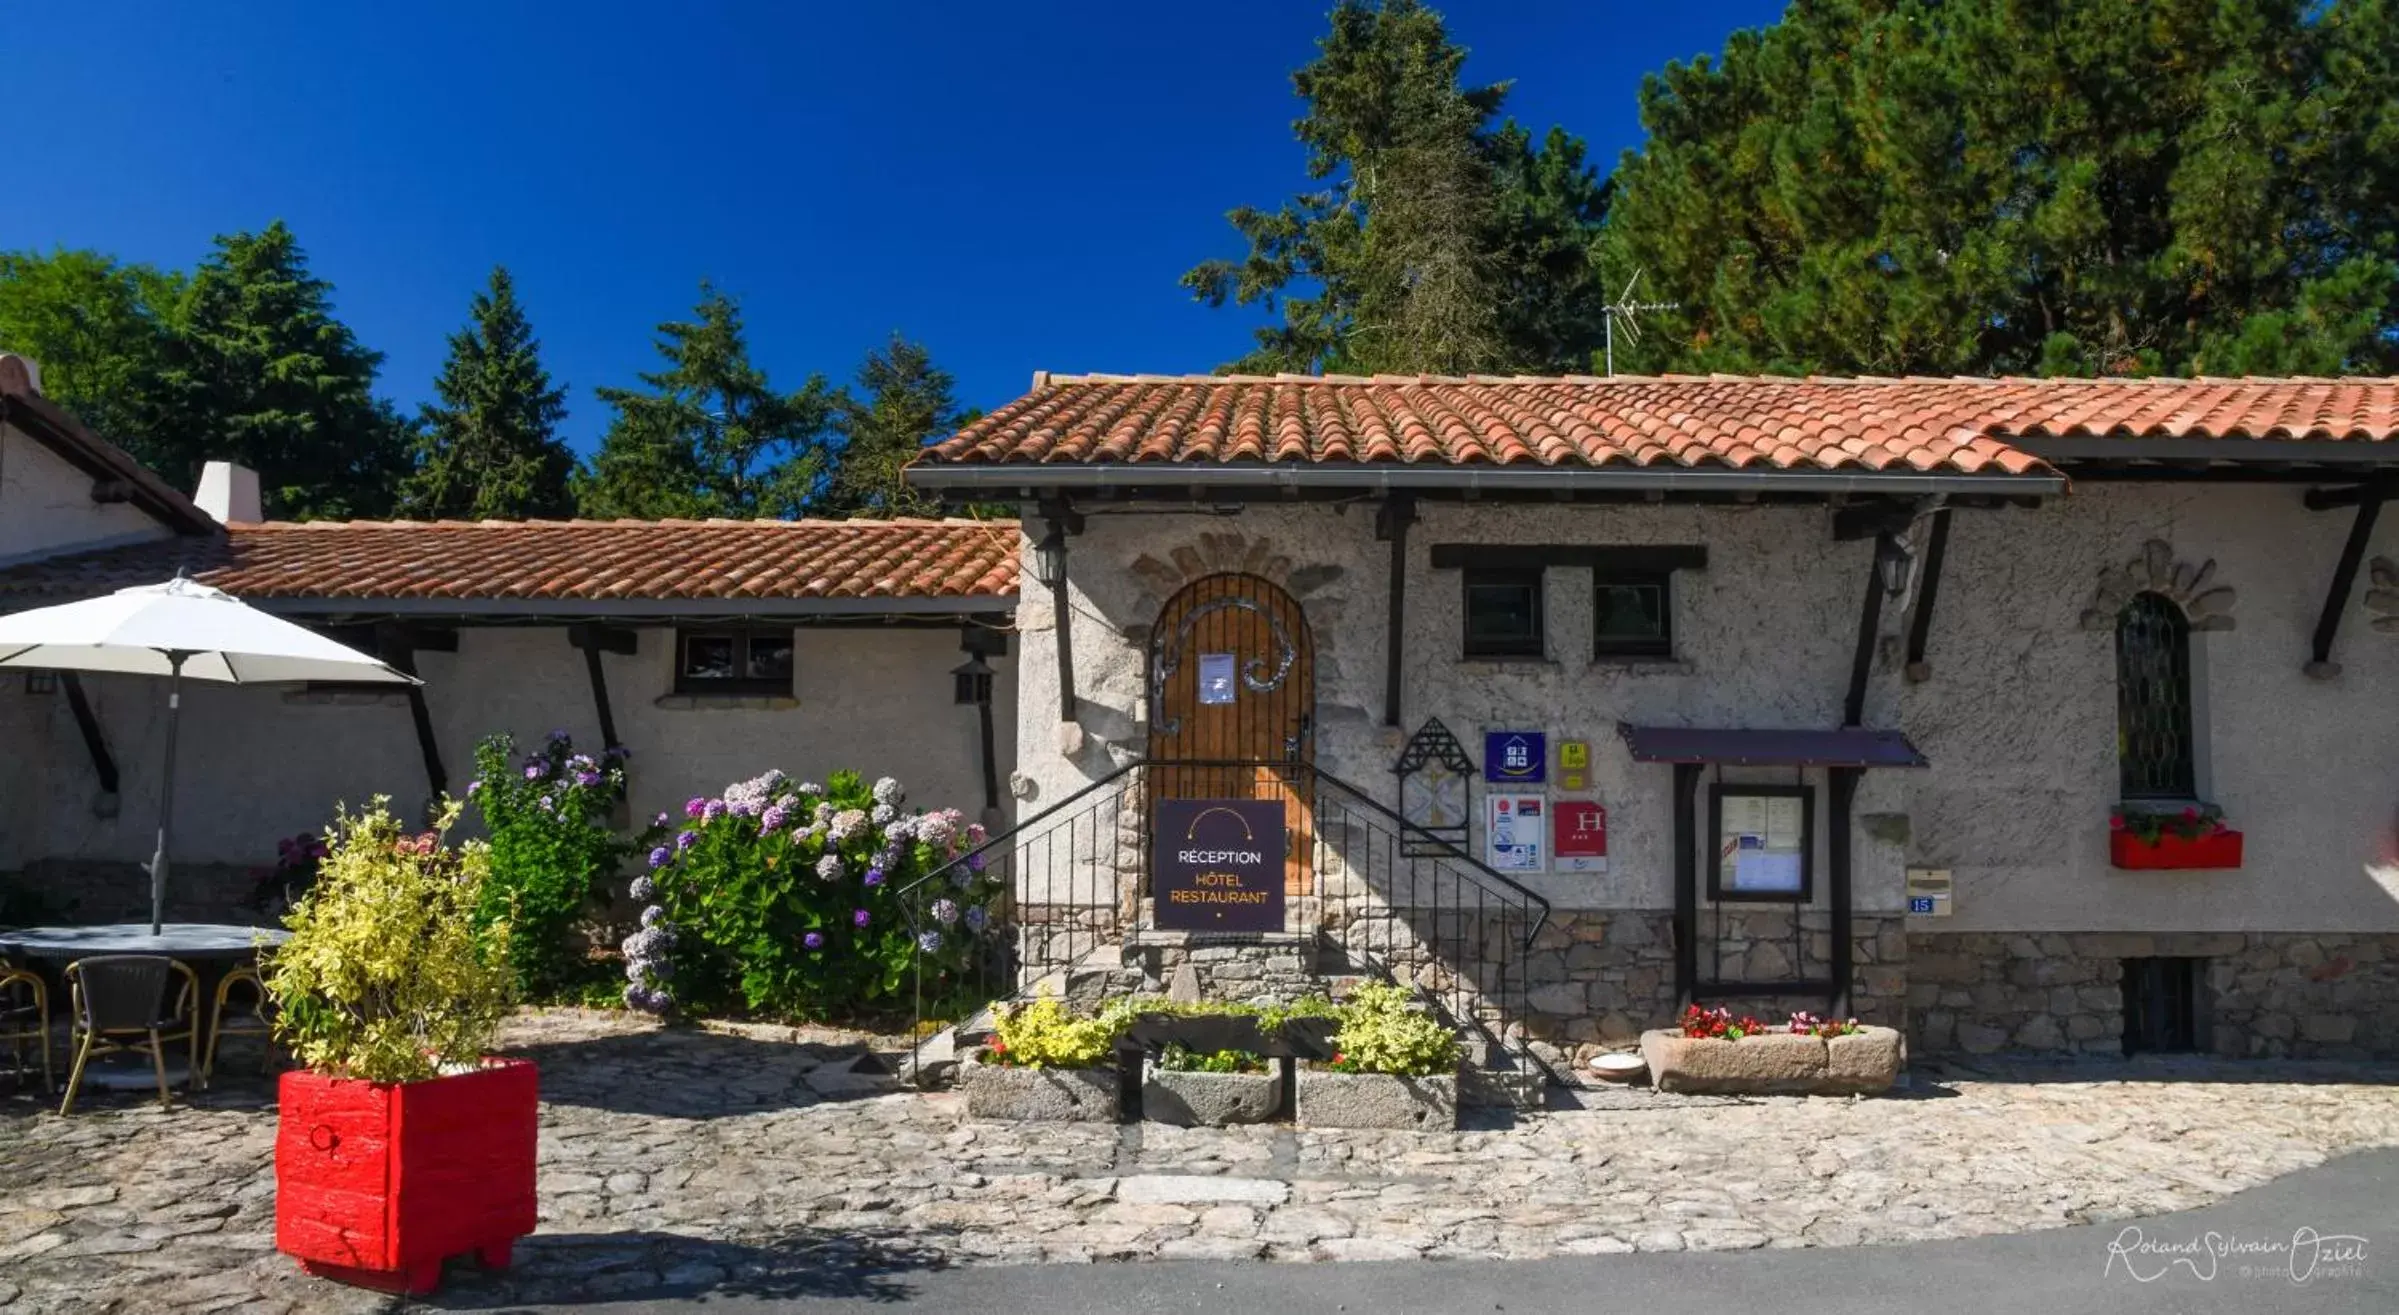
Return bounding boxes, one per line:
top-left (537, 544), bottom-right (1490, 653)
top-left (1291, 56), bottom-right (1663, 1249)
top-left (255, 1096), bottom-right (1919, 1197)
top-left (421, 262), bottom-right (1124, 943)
top-left (1149, 595), bottom-right (1299, 736)
top-left (1395, 717), bottom-right (1475, 855)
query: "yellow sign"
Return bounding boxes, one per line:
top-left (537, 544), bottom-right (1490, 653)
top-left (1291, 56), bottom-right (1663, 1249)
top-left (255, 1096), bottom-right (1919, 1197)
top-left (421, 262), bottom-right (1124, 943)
top-left (1557, 739), bottom-right (1590, 791)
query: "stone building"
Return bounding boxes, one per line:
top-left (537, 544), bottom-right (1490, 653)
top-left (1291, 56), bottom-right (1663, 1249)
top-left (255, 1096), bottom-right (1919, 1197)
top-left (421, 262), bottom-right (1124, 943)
top-left (905, 371), bottom-right (2399, 1071)
top-left (0, 358), bottom-right (1019, 922)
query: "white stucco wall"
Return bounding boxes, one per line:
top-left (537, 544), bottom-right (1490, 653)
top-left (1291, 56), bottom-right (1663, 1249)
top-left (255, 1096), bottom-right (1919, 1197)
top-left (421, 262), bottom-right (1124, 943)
top-left (8, 622), bottom-right (1015, 867)
top-left (1017, 485), bottom-right (2399, 935)
top-left (0, 421), bottom-right (176, 564)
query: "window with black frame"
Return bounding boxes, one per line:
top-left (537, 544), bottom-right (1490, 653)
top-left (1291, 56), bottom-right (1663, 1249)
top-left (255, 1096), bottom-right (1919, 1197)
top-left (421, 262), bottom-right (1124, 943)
top-left (1593, 571), bottom-right (1672, 658)
top-left (2114, 592), bottom-right (2195, 799)
top-left (675, 627), bottom-right (794, 697)
top-left (1462, 567), bottom-right (1544, 658)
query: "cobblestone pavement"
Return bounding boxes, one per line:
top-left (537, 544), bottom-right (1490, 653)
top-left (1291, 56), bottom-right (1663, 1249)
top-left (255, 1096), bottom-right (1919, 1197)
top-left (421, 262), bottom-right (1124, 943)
top-left (4, 1008), bottom-right (2399, 1312)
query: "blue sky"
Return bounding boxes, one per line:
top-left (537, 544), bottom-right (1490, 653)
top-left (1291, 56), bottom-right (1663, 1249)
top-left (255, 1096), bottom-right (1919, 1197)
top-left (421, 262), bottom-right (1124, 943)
top-left (6, 2), bottom-right (1784, 452)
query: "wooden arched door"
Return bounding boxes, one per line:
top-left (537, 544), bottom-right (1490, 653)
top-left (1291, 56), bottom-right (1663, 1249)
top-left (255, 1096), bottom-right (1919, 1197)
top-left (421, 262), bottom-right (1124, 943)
top-left (1147, 573), bottom-right (1316, 895)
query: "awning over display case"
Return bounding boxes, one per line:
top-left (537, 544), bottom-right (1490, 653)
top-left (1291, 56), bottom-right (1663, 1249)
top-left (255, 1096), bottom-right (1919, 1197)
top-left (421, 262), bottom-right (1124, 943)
top-left (1617, 724), bottom-right (1929, 769)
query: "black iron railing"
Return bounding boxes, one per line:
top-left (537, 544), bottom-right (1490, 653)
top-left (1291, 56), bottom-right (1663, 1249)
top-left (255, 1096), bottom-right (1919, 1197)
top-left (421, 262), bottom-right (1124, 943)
top-left (898, 757), bottom-right (1555, 1085)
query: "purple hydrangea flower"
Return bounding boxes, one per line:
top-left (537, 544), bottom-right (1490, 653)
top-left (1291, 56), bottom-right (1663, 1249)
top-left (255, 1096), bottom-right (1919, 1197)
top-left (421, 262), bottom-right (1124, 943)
top-left (523, 764), bottom-right (543, 780)
top-left (852, 909), bottom-right (871, 928)
top-left (917, 931), bottom-right (943, 953)
top-left (863, 866), bottom-right (885, 887)
top-left (803, 931), bottom-right (825, 950)
top-left (817, 854), bottom-right (845, 881)
top-left (917, 811), bottom-right (957, 849)
top-left (702, 799), bottom-right (727, 822)
top-left (684, 797), bottom-right (709, 819)
top-left (932, 898), bottom-right (960, 927)
top-left (628, 875), bottom-right (657, 902)
top-left (676, 830), bottom-right (698, 851)
top-left (761, 804), bottom-right (788, 832)
top-left (575, 770), bottom-right (602, 788)
top-left (648, 846), bottom-right (671, 869)
top-left (964, 905), bottom-right (989, 933)
top-left (967, 850), bottom-right (987, 873)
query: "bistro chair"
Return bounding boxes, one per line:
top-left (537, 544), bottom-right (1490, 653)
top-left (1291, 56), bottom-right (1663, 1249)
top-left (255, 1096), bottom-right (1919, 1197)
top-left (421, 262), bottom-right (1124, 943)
top-left (59, 955), bottom-right (199, 1115)
top-left (202, 964), bottom-right (276, 1088)
top-left (0, 962), bottom-right (51, 1093)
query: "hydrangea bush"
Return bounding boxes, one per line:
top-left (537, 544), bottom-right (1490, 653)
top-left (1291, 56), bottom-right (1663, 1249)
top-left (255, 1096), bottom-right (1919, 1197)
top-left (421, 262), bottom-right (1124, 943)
top-left (639, 769), bottom-right (1002, 1020)
top-left (468, 730), bottom-right (663, 998)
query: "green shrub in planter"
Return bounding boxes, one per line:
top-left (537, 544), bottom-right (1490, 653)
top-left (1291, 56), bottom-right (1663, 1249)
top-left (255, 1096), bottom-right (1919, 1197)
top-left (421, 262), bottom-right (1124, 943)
top-left (1327, 982), bottom-right (1460, 1077)
top-left (986, 997), bottom-right (1136, 1069)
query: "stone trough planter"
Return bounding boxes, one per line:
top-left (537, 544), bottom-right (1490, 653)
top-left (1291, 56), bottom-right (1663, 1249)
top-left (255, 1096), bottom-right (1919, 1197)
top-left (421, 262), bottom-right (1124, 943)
top-left (1294, 1068), bottom-right (1459, 1130)
top-left (1637, 1026), bottom-right (1903, 1095)
top-left (1142, 1060), bottom-right (1282, 1127)
top-left (958, 1049), bottom-right (1119, 1122)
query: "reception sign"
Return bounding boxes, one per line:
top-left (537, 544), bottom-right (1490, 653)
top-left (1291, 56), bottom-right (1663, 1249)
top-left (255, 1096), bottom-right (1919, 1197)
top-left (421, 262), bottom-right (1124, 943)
top-left (1152, 798), bottom-right (1287, 931)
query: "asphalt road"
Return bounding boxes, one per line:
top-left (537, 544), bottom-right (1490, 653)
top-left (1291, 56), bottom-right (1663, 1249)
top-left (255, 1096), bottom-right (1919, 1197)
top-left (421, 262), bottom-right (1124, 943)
top-left (488, 1148), bottom-right (2397, 1315)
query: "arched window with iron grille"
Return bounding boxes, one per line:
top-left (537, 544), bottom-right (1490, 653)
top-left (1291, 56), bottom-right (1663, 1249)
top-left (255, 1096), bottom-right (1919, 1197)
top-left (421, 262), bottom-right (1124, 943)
top-left (2115, 591), bottom-right (2196, 800)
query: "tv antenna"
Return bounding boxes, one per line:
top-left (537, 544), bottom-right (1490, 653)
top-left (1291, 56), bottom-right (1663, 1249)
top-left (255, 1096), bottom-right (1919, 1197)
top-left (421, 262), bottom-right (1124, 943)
top-left (1601, 270), bottom-right (1679, 377)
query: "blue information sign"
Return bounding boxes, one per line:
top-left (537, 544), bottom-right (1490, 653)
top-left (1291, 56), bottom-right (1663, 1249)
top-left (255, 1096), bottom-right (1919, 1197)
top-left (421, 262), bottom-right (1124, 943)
top-left (1483, 731), bottom-right (1546, 784)
top-left (1909, 896), bottom-right (1937, 915)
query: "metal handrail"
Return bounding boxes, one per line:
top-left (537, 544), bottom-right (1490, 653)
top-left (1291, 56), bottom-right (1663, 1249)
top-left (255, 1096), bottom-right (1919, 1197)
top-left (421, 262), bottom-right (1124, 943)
top-left (900, 755), bottom-right (1551, 947)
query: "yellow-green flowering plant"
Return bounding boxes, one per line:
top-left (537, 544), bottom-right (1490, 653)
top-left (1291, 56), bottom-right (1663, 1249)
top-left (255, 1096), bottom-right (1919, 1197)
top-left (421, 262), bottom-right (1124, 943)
top-left (1326, 982), bottom-right (1461, 1077)
top-left (265, 798), bottom-right (515, 1084)
top-left (984, 997), bottom-right (1136, 1069)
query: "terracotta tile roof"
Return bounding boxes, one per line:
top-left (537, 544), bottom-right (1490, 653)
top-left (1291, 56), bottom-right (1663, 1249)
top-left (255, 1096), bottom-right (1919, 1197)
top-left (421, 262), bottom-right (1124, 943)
top-left (915, 373), bottom-right (2399, 476)
top-left (0, 518), bottom-right (1019, 609)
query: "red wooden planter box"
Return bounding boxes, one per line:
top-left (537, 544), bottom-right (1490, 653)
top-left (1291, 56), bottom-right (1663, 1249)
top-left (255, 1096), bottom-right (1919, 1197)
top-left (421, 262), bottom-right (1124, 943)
top-left (276, 1058), bottom-right (538, 1295)
top-left (2110, 828), bottom-right (2245, 870)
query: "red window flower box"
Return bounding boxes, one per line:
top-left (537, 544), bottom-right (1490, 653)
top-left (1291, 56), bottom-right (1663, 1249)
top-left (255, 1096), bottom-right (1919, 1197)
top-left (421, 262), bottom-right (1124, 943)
top-left (2110, 828), bottom-right (2245, 870)
top-left (275, 1058), bottom-right (539, 1295)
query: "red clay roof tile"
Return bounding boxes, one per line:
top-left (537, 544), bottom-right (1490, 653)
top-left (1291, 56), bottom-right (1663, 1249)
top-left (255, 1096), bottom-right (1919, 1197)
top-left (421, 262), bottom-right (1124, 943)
top-left (0, 518), bottom-right (1018, 607)
top-left (915, 373), bottom-right (2399, 475)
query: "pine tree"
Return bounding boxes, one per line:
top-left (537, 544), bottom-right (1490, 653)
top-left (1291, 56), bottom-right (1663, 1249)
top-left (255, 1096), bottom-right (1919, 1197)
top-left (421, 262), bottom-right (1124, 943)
top-left (401, 267), bottom-right (574, 520)
top-left (1182, 0), bottom-right (1610, 374)
top-left (0, 249), bottom-right (182, 466)
top-left (1600, 0), bottom-right (2399, 377)
top-left (821, 335), bottom-right (960, 520)
top-left (153, 221), bottom-right (409, 518)
top-left (575, 284), bottom-right (834, 520)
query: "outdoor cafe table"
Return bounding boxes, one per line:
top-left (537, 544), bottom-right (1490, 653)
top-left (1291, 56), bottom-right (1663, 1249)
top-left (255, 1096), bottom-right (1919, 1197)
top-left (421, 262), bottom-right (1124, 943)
top-left (0, 922), bottom-right (289, 1090)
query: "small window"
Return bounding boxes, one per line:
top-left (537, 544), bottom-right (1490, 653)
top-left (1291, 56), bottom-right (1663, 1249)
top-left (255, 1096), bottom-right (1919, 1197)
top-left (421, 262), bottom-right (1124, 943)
top-left (676, 628), bottom-right (793, 696)
top-left (1463, 568), bottom-right (1544, 658)
top-left (1593, 571), bottom-right (1672, 658)
top-left (2115, 592), bottom-right (2195, 799)
top-left (2122, 956), bottom-right (2205, 1054)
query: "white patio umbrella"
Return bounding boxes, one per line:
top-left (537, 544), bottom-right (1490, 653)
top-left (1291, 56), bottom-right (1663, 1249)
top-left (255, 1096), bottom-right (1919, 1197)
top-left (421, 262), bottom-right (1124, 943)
top-left (0, 575), bottom-right (417, 933)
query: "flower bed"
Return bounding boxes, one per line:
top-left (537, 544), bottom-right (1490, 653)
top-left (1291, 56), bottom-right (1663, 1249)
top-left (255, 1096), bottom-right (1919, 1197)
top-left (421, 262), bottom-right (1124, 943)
top-left (960, 1048), bottom-right (1119, 1122)
top-left (2110, 804), bottom-right (2244, 870)
top-left (1142, 1047), bottom-right (1281, 1127)
top-left (1294, 1069), bottom-right (1458, 1129)
top-left (1638, 1006), bottom-right (1903, 1095)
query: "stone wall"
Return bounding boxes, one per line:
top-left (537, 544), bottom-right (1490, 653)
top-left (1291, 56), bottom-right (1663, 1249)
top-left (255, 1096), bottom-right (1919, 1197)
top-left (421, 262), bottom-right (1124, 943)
top-left (1511, 910), bottom-right (1908, 1070)
top-left (1908, 931), bottom-right (2399, 1059)
top-left (1117, 931), bottom-right (1330, 1005)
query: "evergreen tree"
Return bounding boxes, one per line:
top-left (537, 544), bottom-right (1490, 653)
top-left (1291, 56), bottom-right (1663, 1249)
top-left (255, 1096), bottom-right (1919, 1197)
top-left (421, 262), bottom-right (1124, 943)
top-left (1600, 0), bottom-right (2399, 377)
top-left (1183, 0), bottom-right (1610, 374)
top-left (822, 335), bottom-right (960, 520)
top-left (0, 249), bottom-right (183, 466)
top-left (575, 284), bottom-right (834, 520)
top-left (153, 221), bottom-right (409, 517)
top-left (401, 267), bottom-right (574, 520)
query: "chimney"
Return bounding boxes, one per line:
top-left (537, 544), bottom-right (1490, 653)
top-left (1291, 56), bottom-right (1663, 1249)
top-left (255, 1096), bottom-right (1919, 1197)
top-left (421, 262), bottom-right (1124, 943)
top-left (0, 352), bottom-right (42, 395)
top-left (195, 461), bottom-right (263, 523)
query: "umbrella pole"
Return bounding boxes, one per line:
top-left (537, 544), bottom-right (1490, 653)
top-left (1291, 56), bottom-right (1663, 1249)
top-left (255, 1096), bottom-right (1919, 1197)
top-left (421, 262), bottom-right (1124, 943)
top-left (149, 652), bottom-right (186, 936)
